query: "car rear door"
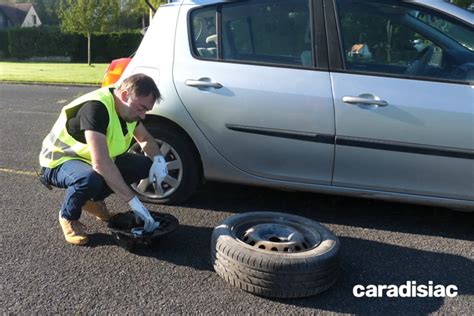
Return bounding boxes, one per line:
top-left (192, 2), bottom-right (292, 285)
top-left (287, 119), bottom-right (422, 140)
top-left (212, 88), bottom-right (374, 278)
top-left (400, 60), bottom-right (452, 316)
top-left (173, 0), bottom-right (335, 185)
top-left (328, 0), bottom-right (474, 200)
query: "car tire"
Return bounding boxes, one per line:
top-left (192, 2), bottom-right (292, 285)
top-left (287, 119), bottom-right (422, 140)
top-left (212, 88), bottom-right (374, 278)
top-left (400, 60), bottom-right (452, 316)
top-left (130, 122), bottom-right (201, 204)
top-left (211, 211), bottom-right (340, 298)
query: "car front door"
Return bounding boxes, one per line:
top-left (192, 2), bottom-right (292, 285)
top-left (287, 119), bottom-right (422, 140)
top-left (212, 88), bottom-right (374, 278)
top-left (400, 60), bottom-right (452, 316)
top-left (330, 0), bottom-right (474, 200)
top-left (173, 0), bottom-right (335, 185)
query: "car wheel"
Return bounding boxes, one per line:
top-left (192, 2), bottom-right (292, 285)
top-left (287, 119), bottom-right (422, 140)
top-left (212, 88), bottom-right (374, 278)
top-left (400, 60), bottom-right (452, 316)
top-left (211, 212), bottom-right (340, 298)
top-left (129, 124), bottom-right (201, 204)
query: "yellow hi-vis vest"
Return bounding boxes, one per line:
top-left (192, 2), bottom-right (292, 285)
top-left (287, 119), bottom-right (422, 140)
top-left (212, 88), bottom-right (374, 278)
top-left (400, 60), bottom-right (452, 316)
top-left (39, 87), bottom-right (137, 168)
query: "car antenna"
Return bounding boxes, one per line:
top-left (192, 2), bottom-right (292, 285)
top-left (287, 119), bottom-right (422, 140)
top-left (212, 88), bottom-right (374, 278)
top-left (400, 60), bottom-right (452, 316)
top-left (145, 0), bottom-right (157, 14)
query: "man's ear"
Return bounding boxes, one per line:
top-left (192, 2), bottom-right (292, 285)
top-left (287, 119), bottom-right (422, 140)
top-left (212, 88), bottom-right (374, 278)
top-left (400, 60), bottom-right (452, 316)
top-left (120, 90), bottom-right (129, 103)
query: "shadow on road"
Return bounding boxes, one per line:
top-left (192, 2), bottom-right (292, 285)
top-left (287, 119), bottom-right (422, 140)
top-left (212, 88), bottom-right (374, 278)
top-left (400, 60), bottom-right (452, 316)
top-left (182, 182), bottom-right (474, 241)
top-left (138, 225), bottom-right (214, 272)
top-left (87, 225), bottom-right (215, 272)
top-left (82, 182), bottom-right (474, 314)
top-left (277, 236), bottom-right (473, 314)
top-left (86, 233), bottom-right (118, 248)
top-left (92, 223), bottom-right (473, 314)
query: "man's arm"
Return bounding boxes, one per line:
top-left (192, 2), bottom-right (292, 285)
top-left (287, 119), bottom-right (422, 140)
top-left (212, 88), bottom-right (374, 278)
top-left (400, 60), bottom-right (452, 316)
top-left (133, 123), bottom-right (162, 157)
top-left (85, 130), bottom-right (135, 202)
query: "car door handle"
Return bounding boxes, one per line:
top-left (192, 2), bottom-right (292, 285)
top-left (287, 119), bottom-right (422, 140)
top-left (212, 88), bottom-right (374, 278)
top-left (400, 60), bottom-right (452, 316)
top-left (342, 95), bottom-right (388, 107)
top-left (185, 79), bottom-right (223, 89)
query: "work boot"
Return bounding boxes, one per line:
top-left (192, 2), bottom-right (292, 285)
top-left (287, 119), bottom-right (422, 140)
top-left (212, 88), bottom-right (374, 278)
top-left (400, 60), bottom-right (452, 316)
top-left (58, 212), bottom-right (88, 246)
top-left (83, 200), bottom-right (111, 222)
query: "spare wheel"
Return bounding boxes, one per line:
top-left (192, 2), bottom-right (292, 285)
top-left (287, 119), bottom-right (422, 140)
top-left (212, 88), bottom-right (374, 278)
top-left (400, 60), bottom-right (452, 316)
top-left (211, 211), bottom-right (340, 298)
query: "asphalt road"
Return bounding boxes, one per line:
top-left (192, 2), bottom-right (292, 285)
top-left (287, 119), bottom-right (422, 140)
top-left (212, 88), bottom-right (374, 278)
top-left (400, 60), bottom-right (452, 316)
top-left (1, 83), bottom-right (473, 314)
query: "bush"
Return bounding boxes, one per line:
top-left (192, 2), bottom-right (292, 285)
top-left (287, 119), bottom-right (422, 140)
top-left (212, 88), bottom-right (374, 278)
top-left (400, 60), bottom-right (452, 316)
top-left (6, 26), bottom-right (142, 63)
top-left (8, 26), bottom-right (79, 59)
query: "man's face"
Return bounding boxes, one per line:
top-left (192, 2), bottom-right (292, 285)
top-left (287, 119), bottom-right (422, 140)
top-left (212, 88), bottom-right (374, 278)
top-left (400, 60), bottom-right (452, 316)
top-left (121, 91), bottom-right (155, 123)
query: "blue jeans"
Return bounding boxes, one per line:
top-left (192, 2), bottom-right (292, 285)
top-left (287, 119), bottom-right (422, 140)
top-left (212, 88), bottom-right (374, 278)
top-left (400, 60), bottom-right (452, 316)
top-left (42, 153), bottom-right (152, 220)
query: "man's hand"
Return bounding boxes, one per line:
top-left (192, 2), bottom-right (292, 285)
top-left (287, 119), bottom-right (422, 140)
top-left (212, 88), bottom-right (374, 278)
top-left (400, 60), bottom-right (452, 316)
top-left (148, 155), bottom-right (168, 189)
top-left (128, 196), bottom-right (160, 232)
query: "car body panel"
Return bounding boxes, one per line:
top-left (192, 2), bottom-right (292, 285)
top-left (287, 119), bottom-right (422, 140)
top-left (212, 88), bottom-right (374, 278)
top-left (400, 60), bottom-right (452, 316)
top-left (120, 4), bottom-right (256, 182)
top-left (330, 0), bottom-right (474, 201)
top-left (173, 2), bottom-right (335, 184)
top-left (119, 0), bottom-right (474, 210)
top-left (332, 75), bottom-right (474, 198)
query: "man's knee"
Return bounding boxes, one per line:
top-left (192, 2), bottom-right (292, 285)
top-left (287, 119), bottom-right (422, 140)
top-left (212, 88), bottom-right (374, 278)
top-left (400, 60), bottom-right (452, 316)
top-left (75, 170), bottom-right (105, 193)
top-left (116, 153), bottom-right (152, 182)
top-left (137, 156), bottom-right (152, 179)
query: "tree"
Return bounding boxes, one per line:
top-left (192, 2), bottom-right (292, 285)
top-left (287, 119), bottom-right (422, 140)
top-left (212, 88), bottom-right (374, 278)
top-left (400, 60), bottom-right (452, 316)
top-left (34, 0), bottom-right (61, 25)
top-left (120, 0), bottom-right (162, 29)
top-left (58, 0), bottom-right (119, 65)
top-left (450, 0), bottom-right (471, 9)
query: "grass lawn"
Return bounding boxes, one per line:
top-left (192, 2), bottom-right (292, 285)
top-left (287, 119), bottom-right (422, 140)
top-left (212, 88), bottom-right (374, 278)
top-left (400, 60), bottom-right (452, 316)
top-left (0, 62), bottom-right (109, 85)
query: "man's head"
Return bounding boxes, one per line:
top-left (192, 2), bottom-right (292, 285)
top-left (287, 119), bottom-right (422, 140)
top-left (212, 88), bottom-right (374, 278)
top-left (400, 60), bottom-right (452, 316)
top-left (115, 74), bottom-right (161, 123)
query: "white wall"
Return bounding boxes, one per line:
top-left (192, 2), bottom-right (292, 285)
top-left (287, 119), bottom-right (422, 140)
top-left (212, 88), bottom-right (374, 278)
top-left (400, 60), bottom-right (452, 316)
top-left (21, 7), bottom-right (41, 28)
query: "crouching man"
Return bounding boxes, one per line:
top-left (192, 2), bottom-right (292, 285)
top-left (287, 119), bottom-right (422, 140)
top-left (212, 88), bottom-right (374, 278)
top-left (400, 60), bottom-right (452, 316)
top-left (39, 74), bottom-right (167, 245)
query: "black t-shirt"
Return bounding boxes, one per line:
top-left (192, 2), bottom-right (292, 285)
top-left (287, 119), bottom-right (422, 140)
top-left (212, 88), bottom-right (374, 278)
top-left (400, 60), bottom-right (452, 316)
top-left (66, 100), bottom-right (130, 143)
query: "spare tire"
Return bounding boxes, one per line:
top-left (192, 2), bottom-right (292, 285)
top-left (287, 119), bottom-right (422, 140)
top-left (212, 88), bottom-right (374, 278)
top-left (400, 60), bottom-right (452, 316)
top-left (211, 212), bottom-right (340, 298)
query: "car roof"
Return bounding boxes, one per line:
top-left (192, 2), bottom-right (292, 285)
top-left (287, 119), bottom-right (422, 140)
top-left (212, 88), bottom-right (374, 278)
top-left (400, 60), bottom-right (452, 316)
top-left (411, 0), bottom-right (473, 25)
top-left (176, 0), bottom-right (472, 25)
top-left (179, 0), bottom-right (233, 4)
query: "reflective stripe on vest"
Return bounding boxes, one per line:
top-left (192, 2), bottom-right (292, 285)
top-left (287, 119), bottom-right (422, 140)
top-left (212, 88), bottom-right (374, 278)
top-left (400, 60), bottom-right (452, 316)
top-left (39, 87), bottom-right (137, 168)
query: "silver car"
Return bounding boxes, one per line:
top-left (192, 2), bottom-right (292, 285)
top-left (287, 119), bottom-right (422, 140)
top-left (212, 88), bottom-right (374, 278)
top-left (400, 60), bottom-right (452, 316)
top-left (108, 0), bottom-right (473, 211)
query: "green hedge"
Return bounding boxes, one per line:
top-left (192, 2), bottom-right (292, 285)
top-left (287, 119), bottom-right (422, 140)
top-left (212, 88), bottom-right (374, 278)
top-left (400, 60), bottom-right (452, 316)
top-left (4, 26), bottom-right (142, 62)
top-left (75, 31), bottom-right (143, 62)
top-left (0, 30), bottom-right (9, 57)
top-left (8, 26), bottom-right (78, 59)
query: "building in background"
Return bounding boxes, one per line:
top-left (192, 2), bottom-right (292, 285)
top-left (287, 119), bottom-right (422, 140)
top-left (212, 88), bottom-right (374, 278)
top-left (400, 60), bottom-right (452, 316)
top-left (0, 2), bottom-right (42, 29)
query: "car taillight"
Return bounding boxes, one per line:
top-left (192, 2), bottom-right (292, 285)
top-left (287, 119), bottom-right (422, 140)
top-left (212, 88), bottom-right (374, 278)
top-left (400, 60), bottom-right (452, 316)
top-left (101, 58), bottom-right (132, 87)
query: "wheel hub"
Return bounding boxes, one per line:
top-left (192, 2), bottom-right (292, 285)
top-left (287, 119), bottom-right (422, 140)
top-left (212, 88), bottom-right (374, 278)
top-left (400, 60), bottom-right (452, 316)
top-left (130, 140), bottom-right (183, 199)
top-left (241, 223), bottom-right (316, 252)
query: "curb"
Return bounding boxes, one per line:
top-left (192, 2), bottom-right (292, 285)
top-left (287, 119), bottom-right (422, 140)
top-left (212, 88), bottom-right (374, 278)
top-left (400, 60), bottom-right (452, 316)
top-left (0, 81), bottom-right (100, 88)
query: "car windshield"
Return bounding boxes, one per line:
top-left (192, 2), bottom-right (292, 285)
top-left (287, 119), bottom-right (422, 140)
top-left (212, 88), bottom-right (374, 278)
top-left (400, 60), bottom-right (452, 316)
top-left (408, 10), bottom-right (474, 51)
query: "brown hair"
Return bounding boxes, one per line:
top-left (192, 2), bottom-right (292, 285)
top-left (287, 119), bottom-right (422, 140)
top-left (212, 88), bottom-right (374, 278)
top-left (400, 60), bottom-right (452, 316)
top-left (119, 73), bottom-right (161, 102)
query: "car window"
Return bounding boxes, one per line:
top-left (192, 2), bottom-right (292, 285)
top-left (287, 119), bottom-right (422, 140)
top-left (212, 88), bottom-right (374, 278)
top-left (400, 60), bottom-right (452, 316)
top-left (190, 7), bottom-right (217, 59)
top-left (190, 0), bottom-right (313, 68)
top-left (336, 0), bottom-right (474, 83)
top-left (222, 0), bottom-right (312, 67)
